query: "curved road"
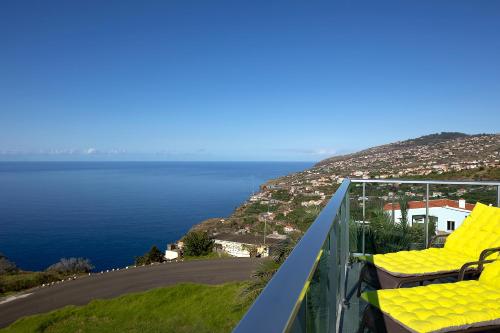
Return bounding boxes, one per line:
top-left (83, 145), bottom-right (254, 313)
top-left (0, 258), bottom-right (261, 328)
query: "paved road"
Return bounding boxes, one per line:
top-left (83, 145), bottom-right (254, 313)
top-left (0, 258), bottom-right (261, 328)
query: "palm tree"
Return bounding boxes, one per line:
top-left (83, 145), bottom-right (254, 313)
top-left (239, 238), bottom-right (296, 305)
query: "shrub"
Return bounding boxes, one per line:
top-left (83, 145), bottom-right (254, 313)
top-left (0, 271), bottom-right (61, 294)
top-left (0, 253), bottom-right (18, 275)
top-left (183, 231), bottom-right (214, 257)
top-left (46, 258), bottom-right (94, 274)
top-left (135, 245), bottom-right (164, 265)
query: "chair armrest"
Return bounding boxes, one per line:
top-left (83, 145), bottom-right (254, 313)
top-left (427, 234), bottom-right (450, 248)
top-left (458, 259), bottom-right (495, 281)
top-left (479, 247), bottom-right (500, 261)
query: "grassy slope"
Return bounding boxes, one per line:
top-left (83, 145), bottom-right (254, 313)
top-left (1, 282), bottom-right (248, 333)
top-left (0, 271), bottom-right (69, 297)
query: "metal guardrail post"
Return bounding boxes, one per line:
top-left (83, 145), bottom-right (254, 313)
top-left (336, 193), bottom-right (347, 332)
top-left (425, 183), bottom-right (429, 248)
top-left (362, 182), bottom-right (366, 255)
top-left (497, 185), bottom-right (500, 207)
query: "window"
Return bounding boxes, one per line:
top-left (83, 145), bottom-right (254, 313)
top-left (447, 221), bottom-right (455, 231)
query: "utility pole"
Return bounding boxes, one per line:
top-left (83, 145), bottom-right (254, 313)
top-left (264, 204), bottom-right (269, 245)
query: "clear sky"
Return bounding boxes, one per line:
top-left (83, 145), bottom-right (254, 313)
top-left (1, 0), bottom-right (499, 161)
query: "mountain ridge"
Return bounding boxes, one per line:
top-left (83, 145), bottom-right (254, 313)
top-left (312, 132), bottom-right (499, 177)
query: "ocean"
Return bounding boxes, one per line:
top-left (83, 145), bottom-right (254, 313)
top-left (0, 161), bottom-right (311, 271)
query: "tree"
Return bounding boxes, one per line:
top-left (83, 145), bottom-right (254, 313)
top-left (135, 245), bottom-right (164, 265)
top-left (148, 245), bottom-right (164, 263)
top-left (0, 253), bottom-right (18, 275)
top-left (46, 258), bottom-right (94, 274)
top-left (240, 238), bottom-right (295, 304)
top-left (398, 196), bottom-right (409, 230)
top-left (183, 231), bottom-right (214, 257)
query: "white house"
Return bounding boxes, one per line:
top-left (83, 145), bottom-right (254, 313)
top-left (384, 199), bottom-right (475, 233)
top-left (283, 225), bottom-right (294, 233)
top-left (213, 233), bottom-right (281, 258)
top-left (164, 250), bottom-right (179, 260)
top-left (301, 199), bottom-right (323, 207)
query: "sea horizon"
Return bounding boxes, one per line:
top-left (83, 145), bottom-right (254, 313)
top-left (0, 161), bottom-right (312, 271)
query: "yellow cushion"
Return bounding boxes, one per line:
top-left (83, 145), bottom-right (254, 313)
top-left (445, 202), bottom-right (500, 259)
top-left (369, 248), bottom-right (474, 276)
top-left (370, 202), bottom-right (500, 276)
top-left (480, 258), bottom-right (500, 288)
top-left (362, 261), bottom-right (500, 333)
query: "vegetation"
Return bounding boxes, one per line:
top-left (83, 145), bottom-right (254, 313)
top-left (244, 202), bottom-right (277, 215)
top-left (46, 258), bottom-right (94, 274)
top-left (351, 206), bottom-right (437, 254)
top-left (240, 239), bottom-right (295, 304)
top-left (1, 256), bottom-right (93, 296)
top-left (398, 196), bottom-right (409, 227)
top-left (135, 245), bottom-right (164, 265)
top-left (282, 206), bottom-right (320, 231)
top-left (271, 189), bottom-right (292, 202)
top-left (183, 232), bottom-right (214, 257)
top-left (1, 283), bottom-right (248, 333)
top-left (0, 253), bottom-right (18, 275)
top-left (0, 271), bottom-right (65, 296)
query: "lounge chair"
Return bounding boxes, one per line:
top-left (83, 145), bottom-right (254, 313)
top-left (358, 202), bottom-right (500, 292)
top-left (359, 258), bottom-right (500, 333)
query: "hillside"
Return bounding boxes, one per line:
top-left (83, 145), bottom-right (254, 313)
top-left (314, 132), bottom-right (499, 178)
top-left (189, 133), bottom-right (499, 239)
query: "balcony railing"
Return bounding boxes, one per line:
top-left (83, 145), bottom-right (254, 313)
top-left (233, 178), bottom-right (500, 333)
top-left (233, 179), bottom-right (351, 333)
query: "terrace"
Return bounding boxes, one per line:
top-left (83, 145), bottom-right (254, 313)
top-left (233, 178), bottom-right (500, 333)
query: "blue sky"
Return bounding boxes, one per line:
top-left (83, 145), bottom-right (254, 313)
top-left (1, 0), bottom-right (499, 161)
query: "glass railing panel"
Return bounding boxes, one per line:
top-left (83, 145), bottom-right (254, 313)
top-left (350, 179), bottom-right (500, 256)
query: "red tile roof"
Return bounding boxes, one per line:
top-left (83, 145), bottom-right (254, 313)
top-left (383, 199), bottom-right (475, 211)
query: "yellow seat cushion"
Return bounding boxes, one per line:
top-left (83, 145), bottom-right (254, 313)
top-left (479, 257), bottom-right (500, 288)
top-left (369, 202), bottom-right (500, 276)
top-left (367, 248), bottom-right (475, 276)
top-left (444, 203), bottom-right (500, 259)
top-left (362, 261), bottom-right (500, 333)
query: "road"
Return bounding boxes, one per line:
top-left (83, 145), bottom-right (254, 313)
top-left (0, 258), bottom-right (261, 328)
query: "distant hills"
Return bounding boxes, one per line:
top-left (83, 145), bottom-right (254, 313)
top-left (314, 132), bottom-right (499, 178)
top-left (190, 132), bottom-right (499, 238)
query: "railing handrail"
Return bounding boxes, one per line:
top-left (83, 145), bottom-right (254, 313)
top-left (351, 178), bottom-right (500, 186)
top-left (233, 179), bottom-right (351, 333)
top-left (352, 178), bottom-right (500, 253)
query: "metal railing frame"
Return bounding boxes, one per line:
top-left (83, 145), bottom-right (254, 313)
top-left (233, 178), bottom-right (500, 332)
top-left (233, 179), bottom-right (351, 333)
top-left (351, 178), bottom-right (500, 254)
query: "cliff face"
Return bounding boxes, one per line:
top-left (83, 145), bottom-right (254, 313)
top-left (187, 133), bottom-right (500, 238)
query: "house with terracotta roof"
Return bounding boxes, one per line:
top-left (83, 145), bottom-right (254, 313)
top-left (383, 199), bottom-right (475, 233)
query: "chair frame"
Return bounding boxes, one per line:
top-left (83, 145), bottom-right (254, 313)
top-left (358, 257), bottom-right (500, 333)
top-left (357, 235), bottom-right (500, 296)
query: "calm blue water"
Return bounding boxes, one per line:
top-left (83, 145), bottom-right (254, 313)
top-left (0, 162), bottom-right (311, 271)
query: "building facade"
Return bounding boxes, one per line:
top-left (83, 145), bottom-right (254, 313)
top-left (384, 199), bottom-right (475, 233)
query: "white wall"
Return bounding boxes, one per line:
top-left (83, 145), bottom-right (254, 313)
top-left (214, 239), bottom-right (270, 258)
top-left (214, 240), bottom-right (250, 257)
top-left (390, 207), bottom-right (470, 232)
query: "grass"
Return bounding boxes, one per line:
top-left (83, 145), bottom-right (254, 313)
top-left (1, 282), bottom-right (248, 333)
top-left (0, 271), bottom-right (68, 297)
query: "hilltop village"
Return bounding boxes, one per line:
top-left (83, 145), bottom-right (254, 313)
top-left (184, 133), bottom-right (500, 257)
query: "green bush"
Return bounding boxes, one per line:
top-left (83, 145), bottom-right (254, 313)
top-left (135, 245), bottom-right (164, 265)
top-left (183, 232), bottom-right (214, 257)
top-left (271, 190), bottom-right (292, 202)
top-left (0, 253), bottom-right (18, 275)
